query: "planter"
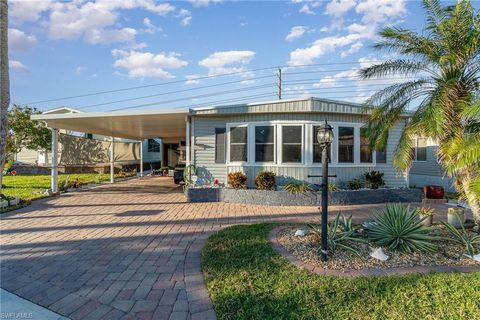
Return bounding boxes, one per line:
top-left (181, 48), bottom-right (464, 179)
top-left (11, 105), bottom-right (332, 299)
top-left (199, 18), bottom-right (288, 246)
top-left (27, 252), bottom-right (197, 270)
top-left (419, 215), bottom-right (433, 227)
top-left (424, 185), bottom-right (444, 199)
top-left (186, 188), bottom-right (423, 206)
top-left (447, 207), bottom-right (465, 228)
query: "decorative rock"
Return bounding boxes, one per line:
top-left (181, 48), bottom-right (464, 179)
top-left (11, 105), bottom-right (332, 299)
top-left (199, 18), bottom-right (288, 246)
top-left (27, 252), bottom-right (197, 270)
top-left (294, 229), bottom-right (308, 237)
top-left (369, 247), bottom-right (389, 261)
top-left (465, 253), bottom-right (480, 262)
top-left (447, 207), bottom-right (465, 228)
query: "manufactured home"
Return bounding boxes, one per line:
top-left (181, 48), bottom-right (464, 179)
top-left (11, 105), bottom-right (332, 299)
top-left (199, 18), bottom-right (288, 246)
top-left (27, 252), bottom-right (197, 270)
top-left (32, 97), bottom-right (445, 191)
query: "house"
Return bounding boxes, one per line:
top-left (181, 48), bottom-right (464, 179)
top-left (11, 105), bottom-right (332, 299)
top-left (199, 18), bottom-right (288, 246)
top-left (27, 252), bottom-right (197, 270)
top-left (17, 107), bottom-right (163, 171)
top-left (34, 97), bottom-right (416, 190)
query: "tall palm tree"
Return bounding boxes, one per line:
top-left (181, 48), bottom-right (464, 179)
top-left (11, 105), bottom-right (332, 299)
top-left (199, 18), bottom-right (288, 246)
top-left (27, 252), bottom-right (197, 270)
top-left (0, 0), bottom-right (9, 193)
top-left (360, 0), bottom-right (480, 223)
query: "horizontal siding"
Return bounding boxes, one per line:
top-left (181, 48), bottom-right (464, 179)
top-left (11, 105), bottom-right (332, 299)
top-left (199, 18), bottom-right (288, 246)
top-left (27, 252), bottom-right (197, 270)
top-left (409, 145), bottom-right (444, 176)
top-left (193, 114), bottom-right (408, 188)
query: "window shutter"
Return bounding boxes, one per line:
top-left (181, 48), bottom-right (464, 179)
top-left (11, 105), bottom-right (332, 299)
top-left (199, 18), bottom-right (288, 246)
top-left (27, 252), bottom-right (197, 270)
top-left (215, 128), bottom-right (226, 164)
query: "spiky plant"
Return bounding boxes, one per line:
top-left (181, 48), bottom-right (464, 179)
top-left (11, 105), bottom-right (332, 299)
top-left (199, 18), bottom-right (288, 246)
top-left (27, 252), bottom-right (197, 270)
top-left (366, 204), bottom-right (439, 253)
top-left (360, 0), bottom-right (480, 224)
top-left (283, 181), bottom-right (313, 193)
top-left (441, 216), bottom-right (480, 258)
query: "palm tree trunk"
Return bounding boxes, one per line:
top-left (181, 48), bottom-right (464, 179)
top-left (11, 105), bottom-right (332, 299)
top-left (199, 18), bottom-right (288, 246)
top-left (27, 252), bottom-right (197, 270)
top-left (461, 171), bottom-right (480, 225)
top-left (0, 0), bottom-right (9, 193)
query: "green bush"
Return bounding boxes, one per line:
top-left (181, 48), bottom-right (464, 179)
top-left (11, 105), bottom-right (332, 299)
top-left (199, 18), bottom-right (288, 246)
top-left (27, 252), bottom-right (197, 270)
top-left (227, 171), bottom-right (247, 189)
top-left (348, 178), bottom-right (363, 190)
top-left (255, 171), bottom-right (276, 190)
top-left (366, 203), bottom-right (438, 253)
top-left (283, 181), bottom-right (313, 193)
top-left (328, 183), bottom-right (339, 192)
top-left (365, 170), bottom-right (385, 189)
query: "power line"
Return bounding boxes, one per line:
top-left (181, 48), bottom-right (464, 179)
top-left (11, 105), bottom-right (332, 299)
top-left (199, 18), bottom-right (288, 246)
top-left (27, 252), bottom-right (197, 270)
top-left (176, 92), bottom-right (277, 109)
top-left (24, 60), bottom-right (390, 105)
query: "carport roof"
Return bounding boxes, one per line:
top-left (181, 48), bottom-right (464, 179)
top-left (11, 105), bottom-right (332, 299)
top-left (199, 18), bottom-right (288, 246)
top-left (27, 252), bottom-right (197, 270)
top-left (32, 109), bottom-right (189, 140)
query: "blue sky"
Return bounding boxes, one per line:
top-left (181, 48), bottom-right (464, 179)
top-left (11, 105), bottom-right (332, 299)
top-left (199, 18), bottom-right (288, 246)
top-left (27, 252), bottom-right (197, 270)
top-left (8, 0), bottom-right (465, 112)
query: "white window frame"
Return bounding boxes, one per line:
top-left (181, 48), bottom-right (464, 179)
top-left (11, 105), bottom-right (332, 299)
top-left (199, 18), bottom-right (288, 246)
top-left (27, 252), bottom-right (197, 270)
top-left (279, 124), bottom-right (304, 164)
top-left (253, 123), bottom-right (276, 165)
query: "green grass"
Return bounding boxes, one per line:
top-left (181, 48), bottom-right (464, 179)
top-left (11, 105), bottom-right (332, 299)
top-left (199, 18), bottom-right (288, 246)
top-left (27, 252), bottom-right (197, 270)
top-left (1, 173), bottom-right (131, 201)
top-left (202, 224), bottom-right (480, 320)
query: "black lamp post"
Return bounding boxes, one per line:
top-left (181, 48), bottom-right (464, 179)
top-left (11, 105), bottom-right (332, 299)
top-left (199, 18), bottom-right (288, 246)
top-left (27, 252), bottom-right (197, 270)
top-left (316, 120), bottom-right (334, 261)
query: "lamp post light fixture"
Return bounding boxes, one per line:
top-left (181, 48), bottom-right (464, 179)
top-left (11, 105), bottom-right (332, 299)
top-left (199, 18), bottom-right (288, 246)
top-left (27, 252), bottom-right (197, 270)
top-left (316, 120), bottom-right (334, 262)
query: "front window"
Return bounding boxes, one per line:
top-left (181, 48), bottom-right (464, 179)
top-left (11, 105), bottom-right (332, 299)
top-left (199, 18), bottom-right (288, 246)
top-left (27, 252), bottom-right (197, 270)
top-left (148, 139), bottom-right (160, 153)
top-left (338, 126), bottom-right (354, 163)
top-left (255, 126), bottom-right (274, 162)
top-left (230, 127), bottom-right (248, 162)
top-left (282, 126), bottom-right (302, 163)
top-left (414, 138), bottom-right (427, 161)
top-left (360, 128), bottom-right (373, 163)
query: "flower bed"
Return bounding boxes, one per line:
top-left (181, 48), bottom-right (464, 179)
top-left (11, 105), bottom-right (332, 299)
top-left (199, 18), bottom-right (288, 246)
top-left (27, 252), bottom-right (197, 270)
top-left (186, 187), bottom-right (422, 206)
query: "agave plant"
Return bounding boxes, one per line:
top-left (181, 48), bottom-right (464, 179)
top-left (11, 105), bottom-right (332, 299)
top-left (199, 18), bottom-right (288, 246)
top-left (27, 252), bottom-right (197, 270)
top-left (309, 213), bottom-right (365, 257)
top-left (441, 216), bottom-right (480, 258)
top-left (283, 181), bottom-right (313, 194)
top-left (366, 203), bottom-right (438, 253)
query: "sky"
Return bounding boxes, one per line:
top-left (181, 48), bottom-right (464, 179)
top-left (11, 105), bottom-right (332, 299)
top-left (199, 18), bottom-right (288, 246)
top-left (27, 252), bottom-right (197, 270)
top-left (7, 0), bottom-right (471, 112)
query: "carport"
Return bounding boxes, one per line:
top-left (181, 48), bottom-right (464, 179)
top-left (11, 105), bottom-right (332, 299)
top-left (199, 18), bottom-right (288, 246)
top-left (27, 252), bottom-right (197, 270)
top-left (32, 109), bottom-right (189, 193)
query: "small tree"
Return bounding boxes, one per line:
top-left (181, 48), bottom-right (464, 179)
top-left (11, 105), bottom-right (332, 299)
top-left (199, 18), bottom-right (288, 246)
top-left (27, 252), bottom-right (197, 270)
top-left (6, 105), bottom-right (51, 160)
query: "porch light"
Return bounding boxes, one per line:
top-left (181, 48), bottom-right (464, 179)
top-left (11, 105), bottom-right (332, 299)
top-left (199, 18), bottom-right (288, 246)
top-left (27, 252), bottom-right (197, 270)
top-left (316, 120), bottom-right (334, 146)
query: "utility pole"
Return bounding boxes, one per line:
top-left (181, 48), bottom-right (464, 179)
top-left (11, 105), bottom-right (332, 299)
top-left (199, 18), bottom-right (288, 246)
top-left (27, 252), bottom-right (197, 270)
top-left (277, 68), bottom-right (282, 100)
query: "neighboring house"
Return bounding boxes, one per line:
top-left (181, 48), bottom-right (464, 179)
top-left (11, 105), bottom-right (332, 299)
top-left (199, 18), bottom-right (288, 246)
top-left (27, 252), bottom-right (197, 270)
top-left (409, 137), bottom-right (455, 192)
top-left (16, 107), bottom-right (162, 168)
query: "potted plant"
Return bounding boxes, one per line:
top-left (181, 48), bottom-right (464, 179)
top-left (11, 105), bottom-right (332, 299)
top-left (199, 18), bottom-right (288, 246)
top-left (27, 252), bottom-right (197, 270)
top-left (448, 207), bottom-right (465, 228)
top-left (417, 206), bottom-right (435, 227)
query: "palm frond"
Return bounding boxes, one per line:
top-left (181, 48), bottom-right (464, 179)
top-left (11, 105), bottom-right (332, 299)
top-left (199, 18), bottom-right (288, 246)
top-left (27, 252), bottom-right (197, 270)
top-left (360, 60), bottom-right (435, 79)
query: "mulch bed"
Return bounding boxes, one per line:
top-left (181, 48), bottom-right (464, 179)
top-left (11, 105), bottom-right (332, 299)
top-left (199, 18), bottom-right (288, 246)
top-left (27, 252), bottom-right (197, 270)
top-left (274, 225), bottom-right (480, 276)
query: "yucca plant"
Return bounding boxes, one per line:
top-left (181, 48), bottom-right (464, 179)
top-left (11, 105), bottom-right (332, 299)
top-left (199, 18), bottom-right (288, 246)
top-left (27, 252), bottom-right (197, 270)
top-left (283, 181), bottom-right (313, 193)
top-left (366, 203), bottom-right (438, 253)
top-left (441, 215), bottom-right (480, 258)
top-left (309, 213), bottom-right (365, 257)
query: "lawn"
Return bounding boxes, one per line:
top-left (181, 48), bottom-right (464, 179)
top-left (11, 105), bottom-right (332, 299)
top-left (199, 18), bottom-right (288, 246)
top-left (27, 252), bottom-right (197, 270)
top-left (1, 173), bottom-right (129, 201)
top-left (202, 224), bottom-right (480, 320)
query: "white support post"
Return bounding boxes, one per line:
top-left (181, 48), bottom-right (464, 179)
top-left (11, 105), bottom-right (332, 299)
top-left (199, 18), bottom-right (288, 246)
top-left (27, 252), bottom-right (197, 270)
top-left (51, 128), bottom-right (59, 193)
top-left (185, 117), bottom-right (191, 166)
top-left (110, 136), bottom-right (115, 183)
top-left (139, 140), bottom-right (144, 177)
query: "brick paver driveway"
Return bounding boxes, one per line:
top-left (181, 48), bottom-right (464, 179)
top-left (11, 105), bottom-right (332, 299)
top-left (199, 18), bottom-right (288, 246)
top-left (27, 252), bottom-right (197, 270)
top-left (0, 177), bottom-right (461, 320)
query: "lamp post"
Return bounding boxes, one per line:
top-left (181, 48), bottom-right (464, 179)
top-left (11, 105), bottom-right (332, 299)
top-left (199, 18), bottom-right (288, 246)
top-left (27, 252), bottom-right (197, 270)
top-left (316, 120), bottom-right (334, 262)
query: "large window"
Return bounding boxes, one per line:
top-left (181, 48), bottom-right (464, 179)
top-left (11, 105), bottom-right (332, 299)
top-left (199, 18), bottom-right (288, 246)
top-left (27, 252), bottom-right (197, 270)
top-left (313, 125), bottom-right (331, 163)
top-left (338, 126), bottom-right (354, 163)
top-left (215, 128), bottom-right (226, 164)
top-left (360, 128), bottom-right (373, 163)
top-left (230, 127), bottom-right (248, 162)
top-left (413, 138), bottom-right (427, 161)
top-left (282, 126), bottom-right (302, 163)
top-left (148, 139), bottom-right (160, 153)
top-left (255, 126), bottom-right (274, 162)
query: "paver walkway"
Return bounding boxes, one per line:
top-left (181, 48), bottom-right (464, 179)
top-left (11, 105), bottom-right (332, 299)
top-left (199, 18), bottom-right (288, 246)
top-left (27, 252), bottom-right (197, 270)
top-left (0, 177), bottom-right (466, 320)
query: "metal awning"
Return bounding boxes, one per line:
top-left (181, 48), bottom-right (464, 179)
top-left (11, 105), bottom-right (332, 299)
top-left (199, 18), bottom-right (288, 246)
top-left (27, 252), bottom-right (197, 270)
top-left (32, 109), bottom-right (189, 140)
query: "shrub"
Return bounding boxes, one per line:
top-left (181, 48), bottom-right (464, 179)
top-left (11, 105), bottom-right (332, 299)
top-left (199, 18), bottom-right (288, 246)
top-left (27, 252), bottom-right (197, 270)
top-left (227, 171), bottom-right (247, 189)
top-left (366, 203), bottom-right (438, 253)
top-left (418, 206), bottom-right (435, 217)
top-left (348, 179), bottom-right (363, 190)
top-left (365, 170), bottom-right (385, 189)
top-left (328, 183), bottom-right (339, 192)
top-left (309, 213), bottom-right (365, 257)
top-left (255, 171), bottom-right (276, 190)
top-left (283, 181), bottom-right (313, 193)
top-left (442, 218), bottom-right (480, 258)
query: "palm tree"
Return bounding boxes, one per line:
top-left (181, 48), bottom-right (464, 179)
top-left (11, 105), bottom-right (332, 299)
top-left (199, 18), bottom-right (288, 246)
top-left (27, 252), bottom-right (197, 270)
top-left (0, 0), bottom-right (9, 193)
top-left (360, 0), bottom-right (480, 223)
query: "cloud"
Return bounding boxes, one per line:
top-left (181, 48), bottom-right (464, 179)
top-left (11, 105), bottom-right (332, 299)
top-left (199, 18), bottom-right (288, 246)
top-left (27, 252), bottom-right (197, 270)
top-left (188, 0), bottom-right (223, 7)
top-left (143, 17), bottom-right (162, 34)
top-left (178, 9), bottom-right (192, 26)
top-left (84, 28), bottom-right (137, 44)
top-left (9, 59), bottom-right (29, 72)
top-left (286, 26), bottom-right (307, 41)
top-left (9, 0), bottom-right (53, 23)
top-left (356, 0), bottom-right (406, 23)
top-left (112, 49), bottom-right (188, 79)
top-left (299, 4), bottom-right (315, 15)
top-left (185, 74), bottom-right (201, 85)
top-left (340, 42), bottom-right (363, 57)
top-left (325, 0), bottom-right (356, 17)
top-left (199, 50), bottom-right (256, 76)
top-left (8, 28), bottom-right (37, 52)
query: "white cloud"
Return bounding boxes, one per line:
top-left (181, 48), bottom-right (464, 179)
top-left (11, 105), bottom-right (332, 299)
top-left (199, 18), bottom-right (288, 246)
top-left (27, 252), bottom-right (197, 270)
top-left (84, 27), bottom-right (137, 44)
top-left (340, 42), bottom-right (363, 57)
top-left (8, 28), bottom-right (37, 52)
top-left (188, 0), bottom-right (223, 7)
top-left (143, 17), bottom-right (162, 34)
top-left (185, 74), bottom-right (201, 85)
top-left (9, 0), bottom-right (53, 23)
top-left (356, 0), bottom-right (406, 23)
top-left (299, 4), bottom-right (315, 15)
top-left (286, 26), bottom-right (307, 41)
top-left (9, 59), bottom-right (29, 72)
top-left (112, 49), bottom-right (188, 79)
top-left (325, 0), bottom-right (356, 17)
top-left (199, 50), bottom-right (256, 76)
top-left (312, 76), bottom-right (337, 88)
top-left (178, 9), bottom-right (192, 26)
